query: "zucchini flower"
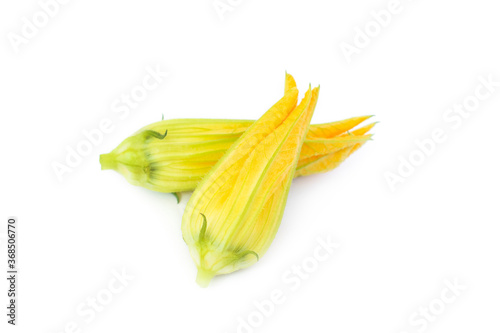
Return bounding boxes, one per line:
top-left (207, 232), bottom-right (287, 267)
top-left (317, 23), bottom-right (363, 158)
top-left (100, 77), bottom-right (374, 196)
top-left (182, 78), bottom-right (317, 287)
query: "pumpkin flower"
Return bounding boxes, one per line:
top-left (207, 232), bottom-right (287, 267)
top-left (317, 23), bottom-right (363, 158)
top-left (182, 77), bottom-right (318, 286)
top-left (99, 76), bottom-right (374, 196)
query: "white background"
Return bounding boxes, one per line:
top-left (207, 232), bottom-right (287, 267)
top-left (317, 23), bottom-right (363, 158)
top-left (1, 0), bottom-right (499, 332)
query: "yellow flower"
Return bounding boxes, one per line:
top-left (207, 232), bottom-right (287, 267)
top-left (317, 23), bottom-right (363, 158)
top-left (99, 75), bottom-right (374, 196)
top-left (182, 77), bottom-right (318, 286)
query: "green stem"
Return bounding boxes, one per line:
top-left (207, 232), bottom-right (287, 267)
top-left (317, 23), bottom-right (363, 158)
top-left (196, 267), bottom-right (215, 288)
top-left (99, 153), bottom-right (117, 171)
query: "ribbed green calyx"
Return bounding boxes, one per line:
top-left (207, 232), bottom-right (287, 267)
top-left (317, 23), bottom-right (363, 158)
top-left (100, 130), bottom-right (167, 187)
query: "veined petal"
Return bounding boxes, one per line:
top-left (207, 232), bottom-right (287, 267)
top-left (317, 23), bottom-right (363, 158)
top-left (295, 123), bottom-right (376, 177)
top-left (305, 115), bottom-right (374, 139)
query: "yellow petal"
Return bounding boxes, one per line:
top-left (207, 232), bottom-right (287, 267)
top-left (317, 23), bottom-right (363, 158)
top-left (306, 115), bottom-right (374, 139)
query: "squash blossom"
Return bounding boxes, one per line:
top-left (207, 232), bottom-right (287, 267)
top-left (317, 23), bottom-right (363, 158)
top-left (182, 77), bottom-right (319, 287)
top-left (100, 76), bottom-right (374, 195)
